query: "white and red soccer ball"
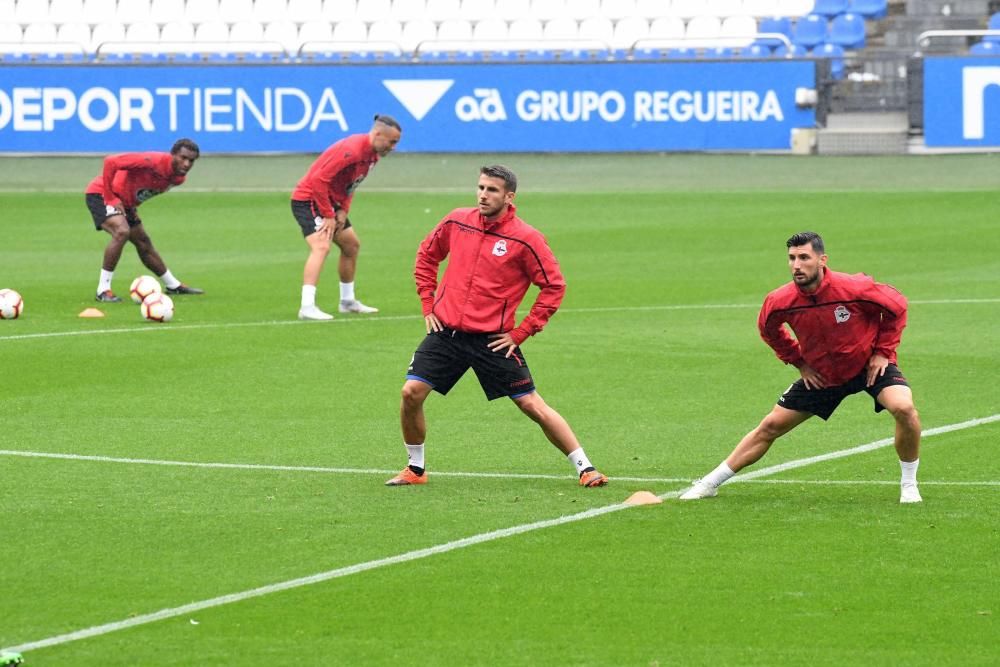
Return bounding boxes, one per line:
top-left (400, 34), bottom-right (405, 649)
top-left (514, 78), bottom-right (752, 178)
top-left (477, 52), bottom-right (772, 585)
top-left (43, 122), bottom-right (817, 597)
top-left (130, 275), bottom-right (162, 304)
top-left (140, 292), bottom-right (174, 323)
top-left (0, 288), bottom-right (24, 319)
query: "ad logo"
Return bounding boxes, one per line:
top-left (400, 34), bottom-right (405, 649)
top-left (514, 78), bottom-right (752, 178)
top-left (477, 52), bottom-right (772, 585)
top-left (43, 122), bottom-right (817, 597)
top-left (382, 79), bottom-right (454, 120)
top-left (962, 66), bottom-right (1000, 139)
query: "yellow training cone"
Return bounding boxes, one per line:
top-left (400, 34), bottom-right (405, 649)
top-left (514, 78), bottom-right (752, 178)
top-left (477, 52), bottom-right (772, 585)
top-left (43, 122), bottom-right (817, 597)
top-left (78, 308), bottom-right (105, 318)
top-left (624, 491), bottom-right (663, 506)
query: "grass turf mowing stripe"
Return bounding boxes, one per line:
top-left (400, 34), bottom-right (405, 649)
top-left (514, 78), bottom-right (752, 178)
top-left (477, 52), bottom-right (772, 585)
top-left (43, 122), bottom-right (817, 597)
top-left (3, 412), bottom-right (997, 655)
top-left (1, 298), bottom-right (997, 343)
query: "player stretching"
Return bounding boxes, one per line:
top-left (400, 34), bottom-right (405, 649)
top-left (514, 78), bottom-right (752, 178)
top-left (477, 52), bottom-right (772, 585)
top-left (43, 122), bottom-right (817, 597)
top-left (681, 232), bottom-right (921, 503)
top-left (387, 165), bottom-right (609, 489)
top-left (86, 138), bottom-right (204, 302)
top-left (291, 114), bottom-right (402, 320)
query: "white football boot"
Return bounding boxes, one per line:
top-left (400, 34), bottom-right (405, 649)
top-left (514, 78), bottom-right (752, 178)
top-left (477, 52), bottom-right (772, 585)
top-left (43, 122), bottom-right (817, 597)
top-left (899, 484), bottom-right (922, 504)
top-left (678, 479), bottom-right (719, 500)
top-left (339, 299), bottom-right (379, 314)
top-left (298, 306), bottom-right (334, 321)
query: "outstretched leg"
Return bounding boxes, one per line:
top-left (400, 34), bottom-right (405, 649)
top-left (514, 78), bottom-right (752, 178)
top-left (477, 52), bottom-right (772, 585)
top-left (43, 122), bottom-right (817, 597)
top-left (877, 384), bottom-right (922, 503)
top-left (512, 391), bottom-right (607, 487)
top-left (386, 379), bottom-right (434, 486)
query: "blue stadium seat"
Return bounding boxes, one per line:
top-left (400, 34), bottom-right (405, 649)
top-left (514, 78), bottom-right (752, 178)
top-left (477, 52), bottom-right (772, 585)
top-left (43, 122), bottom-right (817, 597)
top-left (813, 43), bottom-right (846, 79)
top-left (987, 12), bottom-right (1000, 42)
top-left (757, 16), bottom-right (793, 47)
top-left (849, 0), bottom-right (887, 18)
top-left (741, 43), bottom-right (772, 58)
top-left (774, 43), bottom-right (809, 57)
top-left (829, 12), bottom-right (866, 49)
top-left (970, 40), bottom-right (999, 55)
top-left (793, 14), bottom-right (828, 49)
top-left (812, 0), bottom-right (850, 17)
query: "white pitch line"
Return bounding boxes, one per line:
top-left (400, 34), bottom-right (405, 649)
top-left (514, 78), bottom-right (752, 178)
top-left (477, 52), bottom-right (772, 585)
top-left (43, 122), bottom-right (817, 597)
top-left (1, 298), bottom-right (997, 343)
top-left (4, 412), bottom-right (998, 655)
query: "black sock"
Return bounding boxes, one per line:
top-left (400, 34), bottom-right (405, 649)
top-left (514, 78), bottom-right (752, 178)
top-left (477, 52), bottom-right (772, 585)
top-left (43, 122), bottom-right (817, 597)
top-left (408, 465), bottom-right (425, 476)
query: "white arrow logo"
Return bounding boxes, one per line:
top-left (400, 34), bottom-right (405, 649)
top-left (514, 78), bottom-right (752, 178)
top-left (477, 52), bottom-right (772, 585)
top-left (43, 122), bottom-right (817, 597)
top-left (383, 79), bottom-right (454, 121)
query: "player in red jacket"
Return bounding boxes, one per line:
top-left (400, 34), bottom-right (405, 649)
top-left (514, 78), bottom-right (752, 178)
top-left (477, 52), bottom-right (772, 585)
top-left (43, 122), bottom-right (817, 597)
top-left (386, 165), bottom-right (608, 489)
top-left (291, 115), bottom-right (401, 320)
top-left (85, 138), bottom-right (203, 302)
top-left (681, 231), bottom-right (922, 503)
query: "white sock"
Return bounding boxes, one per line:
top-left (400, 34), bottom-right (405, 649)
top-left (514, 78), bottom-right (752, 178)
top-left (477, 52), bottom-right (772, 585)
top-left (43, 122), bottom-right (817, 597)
top-left (158, 269), bottom-right (181, 289)
top-left (301, 284), bottom-right (317, 309)
top-left (900, 459), bottom-right (919, 486)
top-left (98, 269), bottom-right (114, 294)
top-left (703, 462), bottom-right (736, 488)
top-left (566, 448), bottom-right (594, 475)
top-left (405, 443), bottom-right (424, 470)
top-left (340, 281), bottom-right (355, 302)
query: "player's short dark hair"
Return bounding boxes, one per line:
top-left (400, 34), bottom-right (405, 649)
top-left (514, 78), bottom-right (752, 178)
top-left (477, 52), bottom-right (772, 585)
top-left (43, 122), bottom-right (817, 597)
top-left (373, 114), bottom-right (401, 131)
top-left (171, 138), bottom-right (200, 157)
top-left (787, 231), bottom-right (825, 254)
top-left (480, 165), bottom-right (517, 192)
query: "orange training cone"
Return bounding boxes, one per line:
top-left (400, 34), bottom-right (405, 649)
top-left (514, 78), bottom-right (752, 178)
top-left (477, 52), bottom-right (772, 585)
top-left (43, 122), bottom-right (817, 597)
top-left (624, 491), bottom-right (663, 506)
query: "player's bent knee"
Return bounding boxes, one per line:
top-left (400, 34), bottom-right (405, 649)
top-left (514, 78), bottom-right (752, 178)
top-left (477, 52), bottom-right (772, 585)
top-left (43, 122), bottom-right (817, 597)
top-left (401, 381), bottom-right (430, 406)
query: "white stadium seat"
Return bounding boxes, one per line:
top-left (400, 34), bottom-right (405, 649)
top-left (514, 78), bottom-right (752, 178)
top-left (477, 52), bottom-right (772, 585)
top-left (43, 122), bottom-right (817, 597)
top-left (117, 0), bottom-right (152, 26)
top-left (424, 0), bottom-right (460, 23)
top-left (263, 19), bottom-right (298, 49)
top-left (185, 0), bottom-right (221, 24)
top-left (612, 15), bottom-right (648, 49)
top-left (599, 0), bottom-right (635, 21)
top-left (150, 0), bottom-right (186, 25)
top-left (531, 0), bottom-right (565, 22)
top-left (91, 21), bottom-right (126, 50)
top-left (219, 0), bottom-right (255, 22)
top-left (367, 18), bottom-right (403, 42)
top-left (708, 0), bottom-right (747, 17)
top-left (669, 0), bottom-right (706, 19)
top-left (49, 0), bottom-right (88, 25)
top-left (566, 0), bottom-right (600, 21)
top-left (720, 14), bottom-right (757, 46)
top-left (494, 0), bottom-right (529, 22)
top-left (57, 21), bottom-right (92, 50)
top-left (435, 17), bottom-right (472, 41)
top-left (507, 16), bottom-right (542, 40)
top-left (648, 16), bottom-right (685, 40)
top-left (83, 0), bottom-right (118, 26)
top-left (287, 0), bottom-right (323, 23)
top-left (391, 0), bottom-right (425, 22)
top-left (160, 20), bottom-right (195, 42)
top-left (472, 17), bottom-right (506, 40)
top-left (355, 0), bottom-right (390, 22)
top-left (685, 15), bottom-right (722, 45)
top-left (14, 1), bottom-right (50, 26)
top-left (0, 21), bottom-right (22, 43)
top-left (577, 16), bottom-right (612, 43)
top-left (321, 0), bottom-right (356, 21)
top-left (299, 19), bottom-right (333, 43)
top-left (458, 0), bottom-right (493, 22)
top-left (22, 22), bottom-right (58, 42)
top-left (125, 21), bottom-right (161, 42)
top-left (229, 20), bottom-right (265, 41)
top-left (195, 20), bottom-right (230, 41)
top-left (543, 17), bottom-right (577, 41)
top-left (254, 0), bottom-right (289, 23)
top-left (332, 18), bottom-right (367, 40)
top-left (399, 18), bottom-right (435, 50)
top-left (743, 0), bottom-right (780, 16)
top-left (634, 0), bottom-right (671, 19)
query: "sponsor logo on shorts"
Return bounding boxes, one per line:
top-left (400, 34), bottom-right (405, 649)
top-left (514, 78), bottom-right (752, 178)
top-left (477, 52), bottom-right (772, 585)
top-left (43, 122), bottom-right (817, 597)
top-left (314, 216), bottom-right (323, 231)
top-left (834, 305), bottom-right (850, 323)
top-left (509, 377), bottom-right (532, 388)
top-left (492, 239), bottom-right (508, 256)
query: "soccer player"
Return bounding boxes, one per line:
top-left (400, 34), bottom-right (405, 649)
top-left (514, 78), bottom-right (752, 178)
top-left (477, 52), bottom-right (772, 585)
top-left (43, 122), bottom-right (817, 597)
top-left (680, 231), bottom-right (922, 503)
top-left (386, 165), bottom-right (609, 489)
top-left (291, 114), bottom-right (402, 320)
top-left (86, 138), bottom-right (204, 302)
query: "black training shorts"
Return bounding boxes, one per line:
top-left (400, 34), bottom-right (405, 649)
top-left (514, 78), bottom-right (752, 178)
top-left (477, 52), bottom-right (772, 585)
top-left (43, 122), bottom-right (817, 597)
top-left (777, 363), bottom-right (911, 420)
top-left (291, 200), bottom-right (352, 238)
top-left (86, 193), bottom-right (141, 230)
top-left (405, 328), bottom-right (536, 401)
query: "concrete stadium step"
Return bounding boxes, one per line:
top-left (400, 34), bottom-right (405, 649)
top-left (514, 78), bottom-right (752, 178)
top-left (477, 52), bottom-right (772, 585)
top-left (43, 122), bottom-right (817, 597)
top-left (817, 112), bottom-right (910, 154)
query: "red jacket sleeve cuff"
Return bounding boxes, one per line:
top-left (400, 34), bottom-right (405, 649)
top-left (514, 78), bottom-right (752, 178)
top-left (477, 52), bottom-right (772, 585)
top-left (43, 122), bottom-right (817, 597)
top-left (420, 296), bottom-right (435, 316)
top-left (510, 327), bottom-right (530, 345)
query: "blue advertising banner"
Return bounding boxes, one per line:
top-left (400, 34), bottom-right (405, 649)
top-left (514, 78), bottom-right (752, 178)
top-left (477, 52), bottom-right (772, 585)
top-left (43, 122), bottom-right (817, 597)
top-left (924, 56), bottom-right (1000, 147)
top-left (0, 61), bottom-right (815, 153)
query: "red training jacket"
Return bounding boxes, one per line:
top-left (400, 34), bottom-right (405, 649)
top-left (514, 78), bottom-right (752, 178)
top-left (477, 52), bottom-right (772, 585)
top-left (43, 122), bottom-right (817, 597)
top-left (85, 152), bottom-right (186, 210)
top-left (290, 133), bottom-right (378, 218)
top-left (414, 204), bottom-right (566, 345)
top-left (758, 268), bottom-right (908, 386)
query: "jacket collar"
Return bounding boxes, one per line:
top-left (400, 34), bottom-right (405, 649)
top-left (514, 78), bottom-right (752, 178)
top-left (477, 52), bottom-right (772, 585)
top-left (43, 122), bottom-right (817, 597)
top-left (482, 203), bottom-right (517, 229)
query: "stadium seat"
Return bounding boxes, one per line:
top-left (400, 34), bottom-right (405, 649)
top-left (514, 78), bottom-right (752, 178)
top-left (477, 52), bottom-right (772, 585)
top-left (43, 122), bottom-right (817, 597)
top-left (437, 18), bottom-right (473, 42)
top-left (773, 41), bottom-right (807, 56)
top-left (151, 0), bottom-right (186, 25)
top-left (195, 20), bottom-right (230, 42)
top-left (299, 19), bottom-right (334, 44)
top-left (848, 0), bottom-right (886, 18)
top-left (472, 17), bottom-right (507, 41)
top-left (83, 0), bottom-right (119, 26)
top-left (777, 0), bottom-right (816, 17)
top-left (507, 17), bottom-right (543, 40)
top-left (612, 16), bottom-right (649, 49)
top-left (543, 17), bottom-right (578, 41)
top-left (400, 18), bottom-right (436, 50)
top-left (125, 21), bottom-right (161, 42)
top-left (828, 12), bottom-right (864, 49)
top-left (669, 0), bottom-right (704, 19)
top-left (457, 0), bottom-right (493, 21)
top-left (741, 42), bottom-right (771, 57)
top-left (117, 0), bottom-right (152, 25)
top-left (230, 20), bottom-right (266, 43)
top-left (813, 42), bottom-right (845, 79)
top-left (812, 0), bottom-right (848, 17)
top-left (49, 0), bottom-right (88, 25)
top-left (57, 22), bottom-right (92, 52)
top-left (578, 16), bottom-right (613, 44)
top-left (263, 20), bottom-right (299, 51)
top-left (287, 0), bottom-right (322, 23)
top-left (368, 19), bottom-right (404, 44)
top-left (255, 0), bottom-right (290, 23)
top-left (600, 0), bottom-right (635, 21)
top-left (708, 0), bottom-right (746, 17)
top-left (494, 0), bottom-right (529, 21)
top-left (392, 0), bottom-right (426, 22)
top-left (185, 0), bottom-right (221, 24)
top-left (567, 0), bottom-right (601, 21)
top-left (14, 1), bottom-right (50, 26)
top-left (219, 0), bottom-right (255, 21)
top-left (742, 0), bottom-right (780, 16)
top-left (757, 16), bottom-right (792, 46)
top-left (161, 20), bottom-right (195, 43)
top-left (424, 0), bottom-right (461, 22)
top-left (634, 0), bottom-right (669, 19)
top-left (23, 23), bottom-right (58, 43)
top-left (685, 16), bottom-right (723, 46)
top-left (648, 16), bottom-right (685, 42)
top-left (91, 21), bottom-right (126, 50)
top-left (986, 12), bottom-right (1000, 42)
top-left (970, 40), bottom-right (999, 54)
top-left (792, 13), bottom-right (827, 48)
top-left (0, 22), bottom-right (22, 44)
top-left (531, 0), bottom-right (565, 22)
top-left (720, 15), bottom-right (757, 47)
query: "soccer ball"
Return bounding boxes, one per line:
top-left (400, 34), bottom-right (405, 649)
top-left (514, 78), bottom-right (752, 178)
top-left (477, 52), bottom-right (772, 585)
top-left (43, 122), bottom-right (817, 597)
top-left (0, 288), bottom-right (24, 319)
top-left (140, 292), bottom-right (174, 322)
top-left (130, 275), bottom-right (162, 304)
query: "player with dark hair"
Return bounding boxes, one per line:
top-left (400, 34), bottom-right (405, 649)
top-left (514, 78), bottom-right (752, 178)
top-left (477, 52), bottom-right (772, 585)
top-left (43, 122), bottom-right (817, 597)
top-left (291, 114), bottom-right (402, 320)
top-left (86, 138), bottom-right (204, 302)
top-left (386, 165), bottom-right (609, 488)
top-left (681, 231), bottom-right (922, 503)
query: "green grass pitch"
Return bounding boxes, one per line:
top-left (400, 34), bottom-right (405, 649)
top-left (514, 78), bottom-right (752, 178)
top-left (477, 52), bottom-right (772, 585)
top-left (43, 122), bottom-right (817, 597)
top-left (0, 154), bottom-right (998, 665)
